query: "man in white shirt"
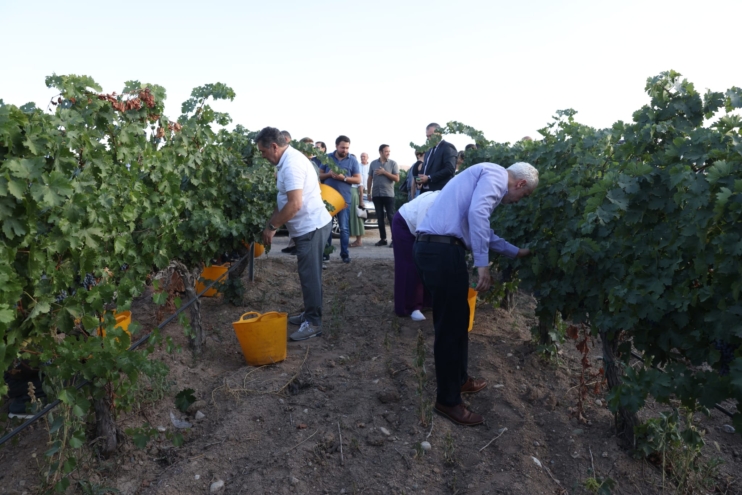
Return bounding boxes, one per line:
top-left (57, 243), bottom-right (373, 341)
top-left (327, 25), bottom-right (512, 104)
top-left (359, 152), bottom-right (370, 190)
top-left (258, 127), bottom-right (332, 341)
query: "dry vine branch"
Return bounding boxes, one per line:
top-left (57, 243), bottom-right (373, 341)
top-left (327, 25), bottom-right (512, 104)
top-left (211, 347), bottom-right (309, 405)
top-left (394, 447), bottom-right (412, 469)
top-left (276, 346), bottom-right (310, 395)
top-left (338, 422), bottom-right (344, 465)
top-left (479, 427), bottom-right (507, 452)
top-left (283, 429), bottom-right (318, 454)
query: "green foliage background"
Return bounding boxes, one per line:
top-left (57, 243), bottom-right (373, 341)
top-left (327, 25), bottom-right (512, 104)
top-left (2, 70), bottom-right (742, 486)
top-left (431, 71), bottom-right (742, 430)
top-left (0, 74), bottom-right (280, 485)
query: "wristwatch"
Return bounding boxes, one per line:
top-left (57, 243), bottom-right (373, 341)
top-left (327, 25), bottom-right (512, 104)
top-left (343, 177), bottom-right (347, 182)
top-left (268, 223), bottom-right (278, 231)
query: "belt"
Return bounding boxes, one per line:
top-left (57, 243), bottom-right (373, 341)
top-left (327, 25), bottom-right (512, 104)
top-left (416, 234), bottom-right (465, 248)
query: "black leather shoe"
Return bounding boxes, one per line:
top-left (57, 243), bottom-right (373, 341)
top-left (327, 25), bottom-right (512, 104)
top-left (281, 246), bottom-right (297, 255)
top-left (375, 239), bottom-right (388, 246)
top-left (461, 377), bottom-right (487, 394)
top-left (434, 402), bottom-right (484, 426)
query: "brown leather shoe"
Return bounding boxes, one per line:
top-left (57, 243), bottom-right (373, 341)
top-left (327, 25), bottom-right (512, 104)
top-left (461, 377), bottom-right (487, 394)
top-left (434, 402), bottom-right (484, 426)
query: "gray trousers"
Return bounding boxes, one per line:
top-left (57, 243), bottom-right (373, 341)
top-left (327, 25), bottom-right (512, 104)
top-left (294, 221), bottom-right (332, 326)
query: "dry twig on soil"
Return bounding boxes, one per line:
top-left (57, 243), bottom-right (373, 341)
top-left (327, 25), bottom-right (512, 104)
top-left (589, 445), bottom-right (596, 475)
top-left (276, 346), bottom-right (310, 395)
top-left (394, 447), bottom-right (412, 469)
top-left (479, 427), bottom-right (507, 452)
top-left (544, 465), bottom-right (561, 486)
top-left (338, 422), bottom-right (344, 465)
top-left (283, 429), bottom-right (318, 454)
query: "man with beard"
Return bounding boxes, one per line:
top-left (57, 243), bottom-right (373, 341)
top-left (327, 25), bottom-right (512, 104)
top-left (318, 135), bottom-right (362, 263)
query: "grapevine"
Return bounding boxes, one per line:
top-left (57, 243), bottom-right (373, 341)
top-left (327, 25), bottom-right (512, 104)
top-left (413, 71), bottom-right (742, 447)
top-left (0, 74), bottom-right (276, 487)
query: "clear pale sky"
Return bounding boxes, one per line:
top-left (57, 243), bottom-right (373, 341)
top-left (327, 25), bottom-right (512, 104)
top-left (2, 0), bottom-right (740, 167)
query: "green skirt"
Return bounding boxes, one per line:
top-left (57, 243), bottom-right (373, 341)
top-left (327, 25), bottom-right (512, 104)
top-left (349, 187), bottom-right (365, 236)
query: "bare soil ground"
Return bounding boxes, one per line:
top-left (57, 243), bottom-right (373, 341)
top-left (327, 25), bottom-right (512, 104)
top-left (2, 256), bottom-right (742, 494)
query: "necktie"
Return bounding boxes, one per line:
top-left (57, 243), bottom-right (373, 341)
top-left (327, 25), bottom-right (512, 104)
top-left (423, 143), bottom-right (440, 175)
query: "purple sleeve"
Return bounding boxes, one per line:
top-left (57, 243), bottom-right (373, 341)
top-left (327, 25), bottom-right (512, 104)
top-left (488, 232), bottom-right (519, 258)
top-left (467, 168), bottom-right (508, 267)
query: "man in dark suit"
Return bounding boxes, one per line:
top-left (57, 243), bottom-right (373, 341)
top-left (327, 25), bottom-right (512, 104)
top-left (418, 123), bottom-right (457, 192)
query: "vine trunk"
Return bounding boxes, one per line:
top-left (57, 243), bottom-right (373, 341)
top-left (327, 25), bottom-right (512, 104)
top-left (600, 329), bottom-right (639, 448)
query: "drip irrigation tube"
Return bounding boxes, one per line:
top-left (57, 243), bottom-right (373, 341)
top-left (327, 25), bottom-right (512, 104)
top-left (629, 350), bottom-right (737, 419)
top-left (0, 253), bottom-right (251, 448)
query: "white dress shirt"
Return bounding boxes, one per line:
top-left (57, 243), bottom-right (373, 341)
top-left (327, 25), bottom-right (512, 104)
top-left (276, 147), bottom-right (332, 237)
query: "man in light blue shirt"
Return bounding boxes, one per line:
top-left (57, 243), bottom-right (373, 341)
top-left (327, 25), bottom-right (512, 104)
top-left (414, 162), bottom-right (539, 426)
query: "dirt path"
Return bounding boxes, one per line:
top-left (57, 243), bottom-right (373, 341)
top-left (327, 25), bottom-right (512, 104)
top-left (1, 258), bottom-right (741, 494)
top-left (268, 229), bottom-right (395, 261)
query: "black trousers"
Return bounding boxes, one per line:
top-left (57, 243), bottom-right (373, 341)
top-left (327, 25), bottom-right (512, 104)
top-left (4, 362), bottom-right (43, 399)
top-left (372, 196), bottom-right (396, 241)
top-left (413, 240), bottom-right (470, 406)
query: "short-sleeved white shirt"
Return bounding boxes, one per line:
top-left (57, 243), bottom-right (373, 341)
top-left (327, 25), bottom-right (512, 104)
top-left (398, 191), bottom-right (441, 234)
top-left (276, 146), bottom-right (332, 237)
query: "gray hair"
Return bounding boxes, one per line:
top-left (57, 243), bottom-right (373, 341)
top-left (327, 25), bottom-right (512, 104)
top-left (255, 127), bottom-right (288, 148)
top-left (507, 162), bottom-right (539, 190)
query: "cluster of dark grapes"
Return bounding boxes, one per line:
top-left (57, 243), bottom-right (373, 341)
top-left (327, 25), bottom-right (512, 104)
top-left (54, 290), bottom-right (69, 303)
top-left (82, 273), bottom-right (97, 290)
top-left (120, 263), bottom-right (129, 271)
top-left (55, 273), bottom-right (98, 303)
top-left (715, 340), bottom-right (738, 376)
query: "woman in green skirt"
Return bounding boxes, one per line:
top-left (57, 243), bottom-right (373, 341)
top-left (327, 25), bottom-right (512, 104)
top-left (349, 184), bottom-right (365, 247)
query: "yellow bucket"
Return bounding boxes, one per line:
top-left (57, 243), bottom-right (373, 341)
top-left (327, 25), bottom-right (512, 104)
top-left (253, 243), bottom-right (265, 258)
top-left (320, 183), bottom-right (347, 217)
top-left (98, 310), bottom-right (132, 338)
top-left (240, 241), bottom-right (265, 258)
top-left (467, 288), bottom-right (477, 332)
top-left (232, 311), bottom-right (288, 366)
top-left (196, 264), bottom-right (229, 297)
